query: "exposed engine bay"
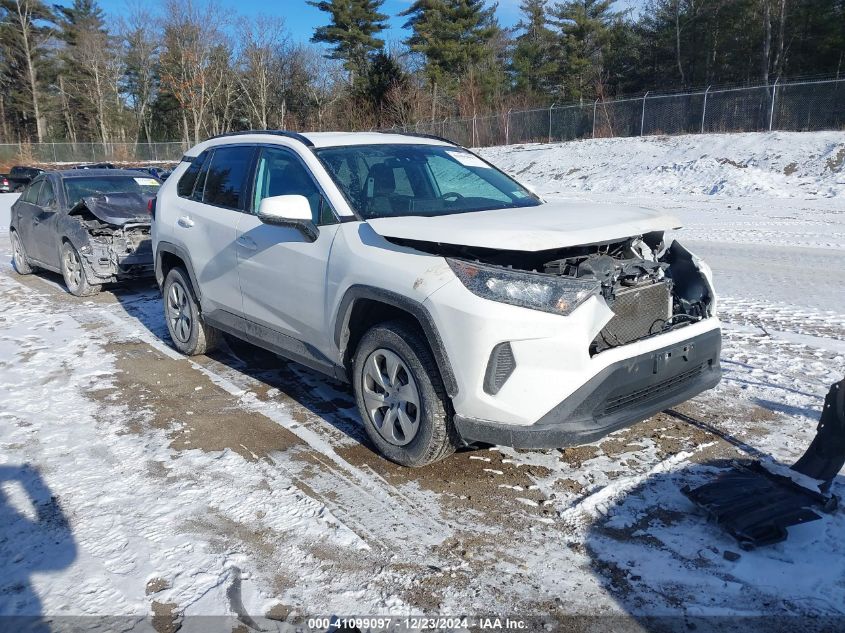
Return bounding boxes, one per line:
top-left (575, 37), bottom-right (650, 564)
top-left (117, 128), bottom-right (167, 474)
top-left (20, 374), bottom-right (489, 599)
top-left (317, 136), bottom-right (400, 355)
top-left (66, 195), bottom-right (154, 282)
top-left (390, 231), bottom-right (714, 354)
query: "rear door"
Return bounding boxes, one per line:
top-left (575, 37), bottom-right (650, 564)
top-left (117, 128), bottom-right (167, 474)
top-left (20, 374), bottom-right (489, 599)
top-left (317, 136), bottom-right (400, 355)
top-left (172, 145), bottom-right (256, 320)
top-left (29, 178), bottom-right (61, 267)
top-left (12, 179), bottom-right (44, 262)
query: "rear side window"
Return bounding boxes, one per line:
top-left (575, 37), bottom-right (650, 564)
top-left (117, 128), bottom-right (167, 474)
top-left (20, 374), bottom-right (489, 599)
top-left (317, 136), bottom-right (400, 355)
top-left (177, 152), bottom-right (208, 198)
top-left (203, 146), bottom-right (255, 210)
top-left (22, 181), bottom-right (42, 203)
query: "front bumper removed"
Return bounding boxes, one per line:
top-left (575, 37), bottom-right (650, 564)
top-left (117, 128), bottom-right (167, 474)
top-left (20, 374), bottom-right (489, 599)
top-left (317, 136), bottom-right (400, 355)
top-left (453, 328), bottom-right (722, 449)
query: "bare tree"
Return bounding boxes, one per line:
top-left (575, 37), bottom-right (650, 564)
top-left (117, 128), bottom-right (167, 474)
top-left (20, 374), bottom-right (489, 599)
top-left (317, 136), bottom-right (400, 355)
top-left (304, 49), bottom-right (345, 131)
top-left (158, 0), bottom-right (228, 143)
top-left (236, 16), bottom-right (288, 130)
top-left (69, 28), bottom-right (123, 148)
top-left (120, 5), bottom-right (159, 143)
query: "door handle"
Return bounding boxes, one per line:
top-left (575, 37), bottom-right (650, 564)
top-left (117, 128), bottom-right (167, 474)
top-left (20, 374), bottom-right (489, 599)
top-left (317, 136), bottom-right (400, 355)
top-left (237, 236), bottom-right (257, 250)
top-left (177, 216), bottom-right (194, 228)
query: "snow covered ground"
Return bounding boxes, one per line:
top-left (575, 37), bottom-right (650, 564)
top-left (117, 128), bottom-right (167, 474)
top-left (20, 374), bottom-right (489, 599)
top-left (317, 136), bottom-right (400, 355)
top-left (1, 131), bottom-right (844, 630)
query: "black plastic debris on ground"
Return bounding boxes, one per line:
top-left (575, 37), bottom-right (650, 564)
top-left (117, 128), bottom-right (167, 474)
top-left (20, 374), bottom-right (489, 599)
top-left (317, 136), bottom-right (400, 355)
top-left (681, 378), bottom-right (844, 550)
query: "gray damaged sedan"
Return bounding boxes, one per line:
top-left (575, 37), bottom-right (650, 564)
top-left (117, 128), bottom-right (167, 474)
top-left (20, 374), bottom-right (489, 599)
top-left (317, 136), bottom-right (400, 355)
top-left (9, 169), bottom-right (160, 296)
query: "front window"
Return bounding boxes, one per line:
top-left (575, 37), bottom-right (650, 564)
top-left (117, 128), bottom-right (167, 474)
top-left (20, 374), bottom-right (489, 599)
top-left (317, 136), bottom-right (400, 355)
top-left (252, 146), bottom-right (336, 224)
top-left (64, 176), bottom-right (160, 205)
top-left (315, 144), bottom-right (540, 219)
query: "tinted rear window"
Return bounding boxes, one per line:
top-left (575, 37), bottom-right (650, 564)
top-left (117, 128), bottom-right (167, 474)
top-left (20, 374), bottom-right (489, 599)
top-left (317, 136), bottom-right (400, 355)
top-left (202, 146), bottom-right (255, 210)
top-left (64, 176), bottom-right (160, 205)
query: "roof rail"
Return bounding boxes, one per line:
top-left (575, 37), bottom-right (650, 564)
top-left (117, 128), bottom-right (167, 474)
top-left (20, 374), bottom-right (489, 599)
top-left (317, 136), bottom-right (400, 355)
top-left (381, 131), bottom-right (456, 146)
top-left (207, 130), bottom-right (314, 147)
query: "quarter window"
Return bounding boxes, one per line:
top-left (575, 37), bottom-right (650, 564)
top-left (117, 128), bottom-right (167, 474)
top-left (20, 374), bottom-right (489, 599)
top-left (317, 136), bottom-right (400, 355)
top-left (203, 146), bottom-right (255, 210)
top-left (176, 152), bottom-right (209, 198)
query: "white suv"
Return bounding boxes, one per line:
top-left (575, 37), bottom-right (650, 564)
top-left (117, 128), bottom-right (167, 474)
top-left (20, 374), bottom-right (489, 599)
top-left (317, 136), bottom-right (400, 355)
top-left (152, 131), bottom-right (721, 466)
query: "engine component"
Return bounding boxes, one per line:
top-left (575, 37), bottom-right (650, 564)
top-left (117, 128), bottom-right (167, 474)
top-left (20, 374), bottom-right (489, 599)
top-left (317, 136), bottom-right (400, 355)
top-left (592, 281), bottom-right (672, 353)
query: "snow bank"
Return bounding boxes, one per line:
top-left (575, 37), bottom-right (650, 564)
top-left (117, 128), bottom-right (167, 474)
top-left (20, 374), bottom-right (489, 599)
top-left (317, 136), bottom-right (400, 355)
top-left (481, 131), bottom-right (845, 199)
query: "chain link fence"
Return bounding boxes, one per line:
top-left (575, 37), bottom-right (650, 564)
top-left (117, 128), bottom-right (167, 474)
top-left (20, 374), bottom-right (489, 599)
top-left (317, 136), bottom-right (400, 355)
top-left (0, 141), bottom-right (188, 167)
top-left (386, 77), bottom-right (845, 147)
top-left (0, 77), bottom-right (842, 166)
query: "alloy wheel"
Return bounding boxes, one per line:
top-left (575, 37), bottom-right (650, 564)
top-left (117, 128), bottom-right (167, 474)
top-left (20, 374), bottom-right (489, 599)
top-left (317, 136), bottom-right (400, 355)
top-left (361, 348), bottom-right (421, 446)
top-left (63, 246), bottom-right (83, 291)
top-left (12, 233), bottom-right (24, 267)
top-left (167, 281), bottom-right (192, 344)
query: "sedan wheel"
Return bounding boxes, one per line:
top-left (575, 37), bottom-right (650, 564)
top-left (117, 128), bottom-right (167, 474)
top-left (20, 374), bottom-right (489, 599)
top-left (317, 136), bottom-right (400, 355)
top-left (64, 247), bottom-right (83, 290)
top-left (10, 231), bottom-right (33, 275)
top-left (362, 348), bottom-right (421, 446)
top-left (60, 241), bottom-right (101, 297)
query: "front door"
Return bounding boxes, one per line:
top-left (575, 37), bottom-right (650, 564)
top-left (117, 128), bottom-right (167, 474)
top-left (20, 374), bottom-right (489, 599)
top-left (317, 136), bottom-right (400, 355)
top-left (235, 146), bottom-right (340, 357)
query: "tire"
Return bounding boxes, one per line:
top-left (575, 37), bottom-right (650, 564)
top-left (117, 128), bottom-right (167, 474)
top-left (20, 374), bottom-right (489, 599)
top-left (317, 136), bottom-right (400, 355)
top-left (10, 230), bottom-right (33, 275)
top-left (61, 241), bottom-right (101, 297)
top-left (353, 320), bottom-right (458, 467)
top-left (162, 266), bottom-right (220, 356)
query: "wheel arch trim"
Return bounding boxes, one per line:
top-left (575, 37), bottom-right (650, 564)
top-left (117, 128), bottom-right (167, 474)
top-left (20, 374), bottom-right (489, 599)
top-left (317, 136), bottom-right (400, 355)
top-left (155, 241), bottom-right (202, 301)
top-left (333, 285), bottom-right (459, 397)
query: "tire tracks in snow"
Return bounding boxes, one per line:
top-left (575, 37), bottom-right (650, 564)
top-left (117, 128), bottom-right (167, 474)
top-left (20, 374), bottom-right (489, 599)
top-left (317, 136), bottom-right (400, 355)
top-left (2, 263), bottom-right (455, 557)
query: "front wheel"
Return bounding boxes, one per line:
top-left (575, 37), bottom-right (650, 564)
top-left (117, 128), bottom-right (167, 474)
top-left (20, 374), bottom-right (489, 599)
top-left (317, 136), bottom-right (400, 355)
top-left (353, 320), bottom-right (458, 467)
top-left (61, 241), bottom-right (101, 297)
top-left (162, 266), bottom-right (220, 356)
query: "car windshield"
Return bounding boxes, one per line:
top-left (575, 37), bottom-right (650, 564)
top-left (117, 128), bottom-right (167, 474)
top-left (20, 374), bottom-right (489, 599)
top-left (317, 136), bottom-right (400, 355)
top-left (315, 144), bottom-right (541, 219)
top-left (64, 175), bottom-right (160, 205)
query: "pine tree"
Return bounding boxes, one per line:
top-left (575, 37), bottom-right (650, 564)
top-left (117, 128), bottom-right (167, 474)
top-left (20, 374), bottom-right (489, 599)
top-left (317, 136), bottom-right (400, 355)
top-left (309, 0), bottom-right (388, 80)
top-left (55, 0), bottom-right (107, 47)
top-left (0, 0), bottom-right (54, 142)
top-left (511, 0), bottom-right (557, 97)
top-left (549, 0), bottom-right (620, 100)
top-left (401, 0), bottom-right (499, 87)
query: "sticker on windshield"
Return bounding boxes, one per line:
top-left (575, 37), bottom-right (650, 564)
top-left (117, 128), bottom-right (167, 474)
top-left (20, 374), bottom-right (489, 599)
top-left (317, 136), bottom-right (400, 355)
top-left (134, 177), bottom-right (160, 186)
top-left (445, 150), bottom-right (491, 169)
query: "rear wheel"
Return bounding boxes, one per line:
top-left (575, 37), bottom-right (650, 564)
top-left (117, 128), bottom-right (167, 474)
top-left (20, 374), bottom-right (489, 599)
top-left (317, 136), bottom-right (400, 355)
top-left (10, 231), bottom-right (33, 275)
top-left (61, 241), bottom-right (101, 297)
top-left (163, 266), bottom-right (220, 356)
top-left (353, 320), bottom-right (458, 467)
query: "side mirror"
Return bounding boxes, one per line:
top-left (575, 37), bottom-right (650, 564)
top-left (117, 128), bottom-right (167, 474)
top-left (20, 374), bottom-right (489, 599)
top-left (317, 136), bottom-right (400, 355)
top-left (257, 195), bottom-right (318, 242)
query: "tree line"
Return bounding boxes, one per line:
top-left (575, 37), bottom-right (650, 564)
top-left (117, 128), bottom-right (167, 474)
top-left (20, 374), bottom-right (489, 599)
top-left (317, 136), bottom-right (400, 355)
top-left (0, 0), bottom-right (842, 145)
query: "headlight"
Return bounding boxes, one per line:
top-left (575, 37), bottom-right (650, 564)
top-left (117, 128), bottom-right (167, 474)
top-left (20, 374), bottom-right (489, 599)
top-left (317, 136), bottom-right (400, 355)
top-left (446, 258), bottom-right (600, 315)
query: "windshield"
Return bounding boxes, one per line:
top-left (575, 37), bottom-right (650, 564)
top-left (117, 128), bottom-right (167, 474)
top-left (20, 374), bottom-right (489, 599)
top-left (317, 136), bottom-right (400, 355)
top-left (64, 176), bottom-right (160, 205)
top-left (315, 144), bottom-right (540, 219)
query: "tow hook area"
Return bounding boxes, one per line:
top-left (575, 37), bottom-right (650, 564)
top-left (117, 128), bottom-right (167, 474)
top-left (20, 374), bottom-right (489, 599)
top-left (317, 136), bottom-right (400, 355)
top-left (681, 379), bottom-right (844, 550)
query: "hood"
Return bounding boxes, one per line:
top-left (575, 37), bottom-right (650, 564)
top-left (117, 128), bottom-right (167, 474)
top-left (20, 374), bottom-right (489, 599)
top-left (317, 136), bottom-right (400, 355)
top-left (366, 198), bottom-right (681, 252)
top-left (68, 193), bottom-right (151, 226)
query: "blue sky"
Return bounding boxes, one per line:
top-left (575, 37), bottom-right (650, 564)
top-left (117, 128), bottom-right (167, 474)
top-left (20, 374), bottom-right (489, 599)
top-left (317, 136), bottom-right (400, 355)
top-left (95, 0), bottom-right (641, 44)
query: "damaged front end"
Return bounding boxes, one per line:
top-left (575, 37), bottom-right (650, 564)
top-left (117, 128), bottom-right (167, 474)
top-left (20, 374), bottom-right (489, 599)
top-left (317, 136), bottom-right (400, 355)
top-left (66, 195), bottom-right (154, 284)
top-left (391, 231), bottom-right (716, 354)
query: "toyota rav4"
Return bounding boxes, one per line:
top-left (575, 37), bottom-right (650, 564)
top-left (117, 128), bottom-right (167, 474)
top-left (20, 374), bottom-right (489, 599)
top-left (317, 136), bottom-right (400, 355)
top-left (152, 131), bottom-right (721, 467)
